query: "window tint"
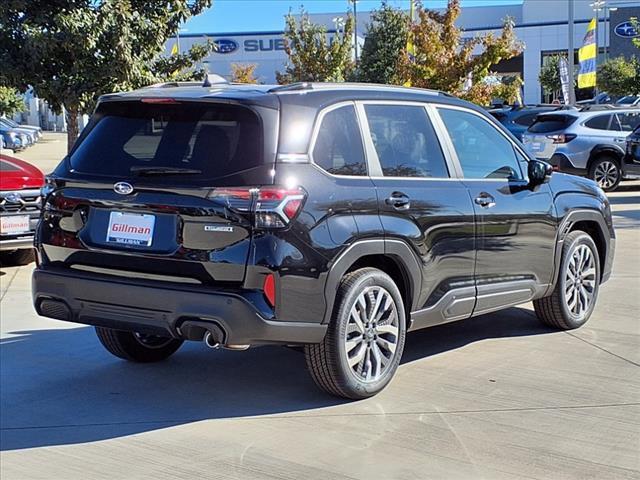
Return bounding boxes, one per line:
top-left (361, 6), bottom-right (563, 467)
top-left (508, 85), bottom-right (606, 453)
top-left (584, 114), bottom-right (612, 130)
top-left (528, 114), bottom-right (577, 133)
top-left (69, 102), bottom-right (262, 185)
top-left (364, 104), bottom-right (449, 178)
top-left (489, 111), bottom-right (507, 122)
top-left (439, 108), bottom-right (522, 180)
top-left (312, 105), bottom-right (366, 176)
top-left (616, 112), bottom-right (640, 132)
top-left (514, 112), bottom-right (539, 127)
top-left (0, 160), bottom-right (20, 172)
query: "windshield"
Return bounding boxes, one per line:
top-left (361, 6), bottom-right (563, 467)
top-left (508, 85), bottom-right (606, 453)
top-left (617, 96), bottom-right (638, 105)
top-left (528, 114), bottom-right (577, 133)
top-left (69, 101), bottom-right (263, 184)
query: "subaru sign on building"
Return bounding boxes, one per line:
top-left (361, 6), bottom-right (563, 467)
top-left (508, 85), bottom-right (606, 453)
top-left (610, 7), bottom-right (640, 61)
top-left (167, 0), bottom-right (640, 104)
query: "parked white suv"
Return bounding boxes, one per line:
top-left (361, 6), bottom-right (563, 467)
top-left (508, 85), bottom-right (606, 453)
top-left (522, 106), bottom-right (640, 191)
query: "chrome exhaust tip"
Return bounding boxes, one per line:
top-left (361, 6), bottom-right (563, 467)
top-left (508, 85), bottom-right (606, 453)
top-left (204, 331), bottom-right (220, 349)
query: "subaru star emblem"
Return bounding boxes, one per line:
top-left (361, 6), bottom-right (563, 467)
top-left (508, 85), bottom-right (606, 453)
top-left (213, 39), bottom-right (238, 54)
top-left (113, 182), bottom-right (134, 195)
top-left (614, 21), bottom-right (639, 38)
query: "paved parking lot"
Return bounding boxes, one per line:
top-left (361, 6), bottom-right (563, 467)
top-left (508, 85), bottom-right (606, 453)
top-left (1, 134), bottom-right (639, 479)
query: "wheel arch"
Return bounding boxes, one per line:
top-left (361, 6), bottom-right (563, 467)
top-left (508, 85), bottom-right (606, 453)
top-left (550, 210), bottom-right (611, 294)
top-left (323, 239), bottom-right (422, 326)
top-left (587, 144), bottom-right (625, 170)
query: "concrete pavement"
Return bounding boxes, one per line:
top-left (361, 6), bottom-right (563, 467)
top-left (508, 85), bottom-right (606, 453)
top-left (1, 134), bottom-right (639, 479)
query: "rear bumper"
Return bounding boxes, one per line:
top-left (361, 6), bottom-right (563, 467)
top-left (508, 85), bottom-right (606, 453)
top-left (32, 268), bottom-right (327, 345)
top-left (549, 153), bottom-right (587, 176)
top-left (0, 236), bottom-right (34, 251)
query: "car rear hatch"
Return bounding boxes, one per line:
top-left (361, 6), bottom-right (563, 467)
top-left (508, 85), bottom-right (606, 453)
top-left (522, 113), bottom-right (578, 160)
top-left (40, 98), bottom-right (278, 285)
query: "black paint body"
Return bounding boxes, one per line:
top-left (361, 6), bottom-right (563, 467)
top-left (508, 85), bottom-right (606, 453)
top-left (32, 84), bottom-right (616, 345)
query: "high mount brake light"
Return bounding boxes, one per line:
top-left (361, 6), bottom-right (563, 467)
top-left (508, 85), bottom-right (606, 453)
top-left (140, 98), bottom-right (180, 104)
top-left (208, 186), bottom-right (305, 228)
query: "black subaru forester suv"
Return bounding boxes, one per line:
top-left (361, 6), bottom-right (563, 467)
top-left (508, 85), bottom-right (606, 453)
top-left (33, 81), bottom-right (615, 399)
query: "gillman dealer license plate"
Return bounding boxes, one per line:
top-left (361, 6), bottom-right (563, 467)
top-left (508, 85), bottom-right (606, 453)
top-left (106, 212), bottom-right (155, 246)
top-left (0, 215), bottom-right (30, 235)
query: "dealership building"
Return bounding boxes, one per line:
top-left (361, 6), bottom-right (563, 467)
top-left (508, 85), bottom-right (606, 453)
top-left (169, 0), bottom-right (640, 104)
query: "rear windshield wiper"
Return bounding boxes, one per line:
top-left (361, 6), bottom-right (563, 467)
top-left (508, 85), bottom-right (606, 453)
top-left (130, 166), bottom-right (202, 176)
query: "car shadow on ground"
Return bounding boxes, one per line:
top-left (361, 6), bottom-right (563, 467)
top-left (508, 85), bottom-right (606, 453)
top-left (0, 307), bottom-right (554, 451)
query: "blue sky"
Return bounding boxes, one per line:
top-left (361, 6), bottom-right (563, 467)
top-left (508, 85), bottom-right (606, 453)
top-left (182, 0), bottom-right (523, 34)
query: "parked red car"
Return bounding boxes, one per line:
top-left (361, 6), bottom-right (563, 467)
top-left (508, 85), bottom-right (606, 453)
top-left (0, 154), bottom-right (44, 265)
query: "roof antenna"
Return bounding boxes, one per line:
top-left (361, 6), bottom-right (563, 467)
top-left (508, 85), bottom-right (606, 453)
top-left (202, 61), bottom-right (228, 87)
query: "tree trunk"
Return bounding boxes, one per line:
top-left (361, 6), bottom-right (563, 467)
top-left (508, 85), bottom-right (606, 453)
top-left (65, 106), bottom-right (79, 154)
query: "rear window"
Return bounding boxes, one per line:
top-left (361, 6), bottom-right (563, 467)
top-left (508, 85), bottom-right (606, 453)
top-left (69, 102), bottom-right (262, 183)
top-left (528, 114), bottom-right (577, 133)
top-left (489, 111), bottom-right (507, 122)
top-left (514, 112), bottom-right (540, 127)
top-left (0, 160), bottom-right (20, 172)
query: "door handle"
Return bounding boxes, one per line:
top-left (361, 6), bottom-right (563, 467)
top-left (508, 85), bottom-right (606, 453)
top-left (385, 192), bottom-right (410, 210)
top-left (474, 193), bottom-right (495, 208)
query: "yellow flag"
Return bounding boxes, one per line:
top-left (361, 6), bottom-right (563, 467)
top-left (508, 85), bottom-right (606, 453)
top-left (578, 18), bottom-right (597, 89)
top-left (171, 41), bottom-right (179, 56)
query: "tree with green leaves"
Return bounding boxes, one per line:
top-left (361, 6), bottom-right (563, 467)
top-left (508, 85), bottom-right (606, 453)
top-left (538, 55), bottom-right (567, 101)
top-left (0, 0), bottom-right (214, 151)
top-left (0, 86), bottom-right (25, 117)
top-left (277, 8), bottom-right (355, 84)
top-left (598, 56), bottom-right (640, 96)
top-left (397, 0), bottom-right (523, 104)
top-left (358, 3), bottom-right (409, 84)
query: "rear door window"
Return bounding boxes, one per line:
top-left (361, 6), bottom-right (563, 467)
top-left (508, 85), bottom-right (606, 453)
top-left (528, 115), bottom-right (577, 133)
top-left (363, 104), bottom-right (449, 178)
top-left (69, 102), bottom-right (262, 184)
top-left (312, 104), bottom-right (367, 176)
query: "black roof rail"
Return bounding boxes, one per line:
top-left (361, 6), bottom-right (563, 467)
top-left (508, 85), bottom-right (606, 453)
top-left (267, 82), bottom-right (446, 96)
top-left (267, 82), bottom-right (312, 93)
top-left (577, 104), bottom-right (635, 112)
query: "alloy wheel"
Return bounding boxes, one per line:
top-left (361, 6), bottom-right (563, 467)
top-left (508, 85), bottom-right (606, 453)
top-left (344, 286), bottom-right (400, 382)
top-left (564, 244), bottom-right (597, 319)
top-left (593, 160), bottom-right (619, 190)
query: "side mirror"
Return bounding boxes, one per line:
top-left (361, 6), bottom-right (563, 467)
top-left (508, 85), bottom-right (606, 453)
top-left (528, 159), bottom-right (553, 186)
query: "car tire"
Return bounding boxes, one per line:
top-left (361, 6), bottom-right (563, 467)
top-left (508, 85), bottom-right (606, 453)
top-left (589, 155), bottom-right (621, 192)
top-left (0, 249), bottom-right (35, 267)
top-left (533, 230), bottom-right (600, 330)
top-left (95, 327), bottom-right (183, 362)
top-left (304, 267), bottom-right (406, 399)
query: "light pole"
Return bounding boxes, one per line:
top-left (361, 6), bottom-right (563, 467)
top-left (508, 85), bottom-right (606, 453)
top-left (568, 0), bottom-right (576, 105)
top-left (604, 6), bottom-right (618, 61)
top-left (176, 28), bottom-right (189, 54)
top-left (349, 0), bottom-right (359, 62)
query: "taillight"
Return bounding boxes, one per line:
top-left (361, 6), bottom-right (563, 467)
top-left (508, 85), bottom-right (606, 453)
top-left (263, 273), bottom-right (276, 308)
top-left (546, 133), bottom-right (576, 144)
top-left (207, 186), bottom-right (305, 229)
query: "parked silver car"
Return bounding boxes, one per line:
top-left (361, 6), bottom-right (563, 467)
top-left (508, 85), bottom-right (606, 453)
top-left (522, 106), bottom-right (640, 191)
